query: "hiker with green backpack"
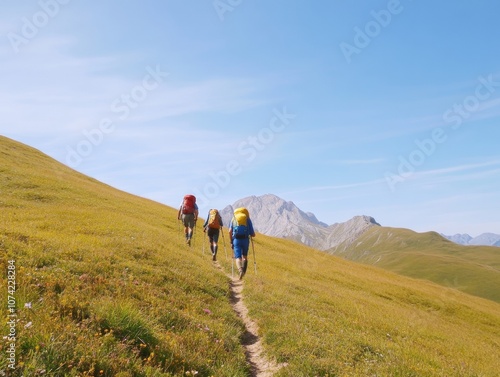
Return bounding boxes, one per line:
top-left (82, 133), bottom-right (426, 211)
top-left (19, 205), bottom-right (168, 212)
top-left (203, 209), bottom-right (224, 261)
top-left (228, 207), bottom-right (256, 279)
top-left (177, 194), bottom-right (198, 247)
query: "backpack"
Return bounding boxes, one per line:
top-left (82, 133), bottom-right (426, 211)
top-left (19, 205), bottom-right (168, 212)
top-left (207, 209), bottom-right (221, 229)
top-left (182, 195), bottom-right (196, 214)
top-left (232, 207), bottom-right (249, 239)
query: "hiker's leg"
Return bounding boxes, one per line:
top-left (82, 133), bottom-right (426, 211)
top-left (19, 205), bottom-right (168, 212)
top-left (187, 215), bottom-right (195, 244)
top-left (208, 230), bottom-right (214, 251)
top-left (207, 229), bottom-right (215, 259)
top-left (181, 215), bottom-right (186, 236)
top-left (233, 243), bottom-right (243, 275)
top-left (242, 255), bottom-right (248, 273)
top-left (212, 230), bottom-right (219, 258)
top-left (210, 240), bottom-right (216, 260)
top-left (182, 215), bottom-right (190, 243)
top-left (241, 240), bottom-right (249, 274)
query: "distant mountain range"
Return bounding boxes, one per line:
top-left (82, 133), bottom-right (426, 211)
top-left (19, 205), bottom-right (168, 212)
top-left (220, 194), bottom-right (380, 251)
top-left (221, 194), bottom-right (499, 249)
top-left (441, 232), bottom-right (500, 247)
top-left (221, 194), bottom-right (500, 302)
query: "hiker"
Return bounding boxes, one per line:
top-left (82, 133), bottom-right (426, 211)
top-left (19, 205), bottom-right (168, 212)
top-left (228, 207), bottom-right (255, 279)
top-left (177, 194), bottom-right (198, 246)
top-left (203, 209), bottom-right (224, 261)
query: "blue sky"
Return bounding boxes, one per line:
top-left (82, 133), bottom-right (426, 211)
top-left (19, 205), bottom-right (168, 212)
top-left (2, 0), bottom-right (500, 236)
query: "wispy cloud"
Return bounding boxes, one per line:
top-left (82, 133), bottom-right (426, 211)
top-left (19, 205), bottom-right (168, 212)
top-left (281, 178), bottom-right (387, 196)
top-left (281, 159), bottom-right (500, 200)
top-left (1, 36), bottom-right (276, 139)
top-left (411, 159), bottom-right (500, 180)
top-left (329, 158), bottom-right (386, 165)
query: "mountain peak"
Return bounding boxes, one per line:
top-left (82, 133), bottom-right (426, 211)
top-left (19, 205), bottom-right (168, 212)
top-left (441, 232), bottom-right (500, 246)
top-left (220, 194), bottom-right (379, 250)
top-left (335, 215), bottom-right (380, 227)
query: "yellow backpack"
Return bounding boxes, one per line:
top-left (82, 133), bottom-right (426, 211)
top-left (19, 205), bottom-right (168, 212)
top-left (232, 207), bottom-right (249, 239)
top-left (207, 209), bottom-right (221, 229)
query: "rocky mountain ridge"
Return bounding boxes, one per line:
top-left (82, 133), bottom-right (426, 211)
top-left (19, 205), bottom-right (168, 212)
top-left (220, 194), bottom-right (499, 250)
top-left (441, 232), bottom-right (500, 247)
top-left (220, 194), bottom-right (380, 251)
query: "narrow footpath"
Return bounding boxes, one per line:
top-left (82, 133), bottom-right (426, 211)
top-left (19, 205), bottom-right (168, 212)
top-left (214, 261), bottom-right (283, 377)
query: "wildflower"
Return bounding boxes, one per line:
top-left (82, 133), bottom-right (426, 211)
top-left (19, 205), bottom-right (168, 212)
top-left (25, 302), bottom-right (32, 309)
top-left (25, 322), bottom-right (33, 329)
top-left (203, 308), bottom-right (212, 315)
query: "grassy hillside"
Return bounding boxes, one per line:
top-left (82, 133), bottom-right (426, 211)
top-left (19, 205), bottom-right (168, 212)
top-left (1, 135), bottom-right (500, 376)
top-left (0, 136), bottom-right (248, 376)
top-left (327, 227), bottom-right (500, 303)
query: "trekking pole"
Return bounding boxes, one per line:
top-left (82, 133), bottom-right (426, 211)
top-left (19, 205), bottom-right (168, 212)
top-left (251, 237), bottom-right (257, 274)
top-left (202, 232), bottom-right (205, 255)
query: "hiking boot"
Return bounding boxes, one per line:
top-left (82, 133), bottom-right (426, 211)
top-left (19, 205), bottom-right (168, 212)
top-left (239, 268), bottom-right (245, 280)
top-left (212, 252), bottom-right (217, 261)
top-left (186, 238), bottom-right (191, 247)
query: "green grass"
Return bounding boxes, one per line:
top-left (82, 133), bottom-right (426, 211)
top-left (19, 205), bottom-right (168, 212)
top-left (0, 137), bottom-right (248, 376)
top-left (1, 135), bottom-right (500, 376)
top-left (234, 236), bottom-right (500, 376)
top-left (328, 227), bottom-right (500, 302)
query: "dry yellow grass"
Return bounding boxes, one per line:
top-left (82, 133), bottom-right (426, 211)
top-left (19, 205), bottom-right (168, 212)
top-left (1, 135), bottom-right (499, 376)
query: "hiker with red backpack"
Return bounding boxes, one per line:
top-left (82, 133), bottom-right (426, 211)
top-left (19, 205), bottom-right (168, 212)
top-left (229, 207), bottom-right (255, 279)
top-left (177, 194), bottom-right (198, 246)
top-left (203, 209), bottom-right (224, 261)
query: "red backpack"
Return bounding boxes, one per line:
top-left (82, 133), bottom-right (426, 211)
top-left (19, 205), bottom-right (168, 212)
top-left (182, 195), bottom-right (196, 214)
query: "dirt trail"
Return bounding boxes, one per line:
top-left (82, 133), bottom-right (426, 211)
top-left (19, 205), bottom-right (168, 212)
top-left (214, 262), bottom-right (283, 377)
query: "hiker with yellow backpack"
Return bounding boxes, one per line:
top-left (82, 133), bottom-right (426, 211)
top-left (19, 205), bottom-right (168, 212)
top-left (203, 209), bottom-right (224, 261)
top-left (228, 207), bottom-right (256, 279)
